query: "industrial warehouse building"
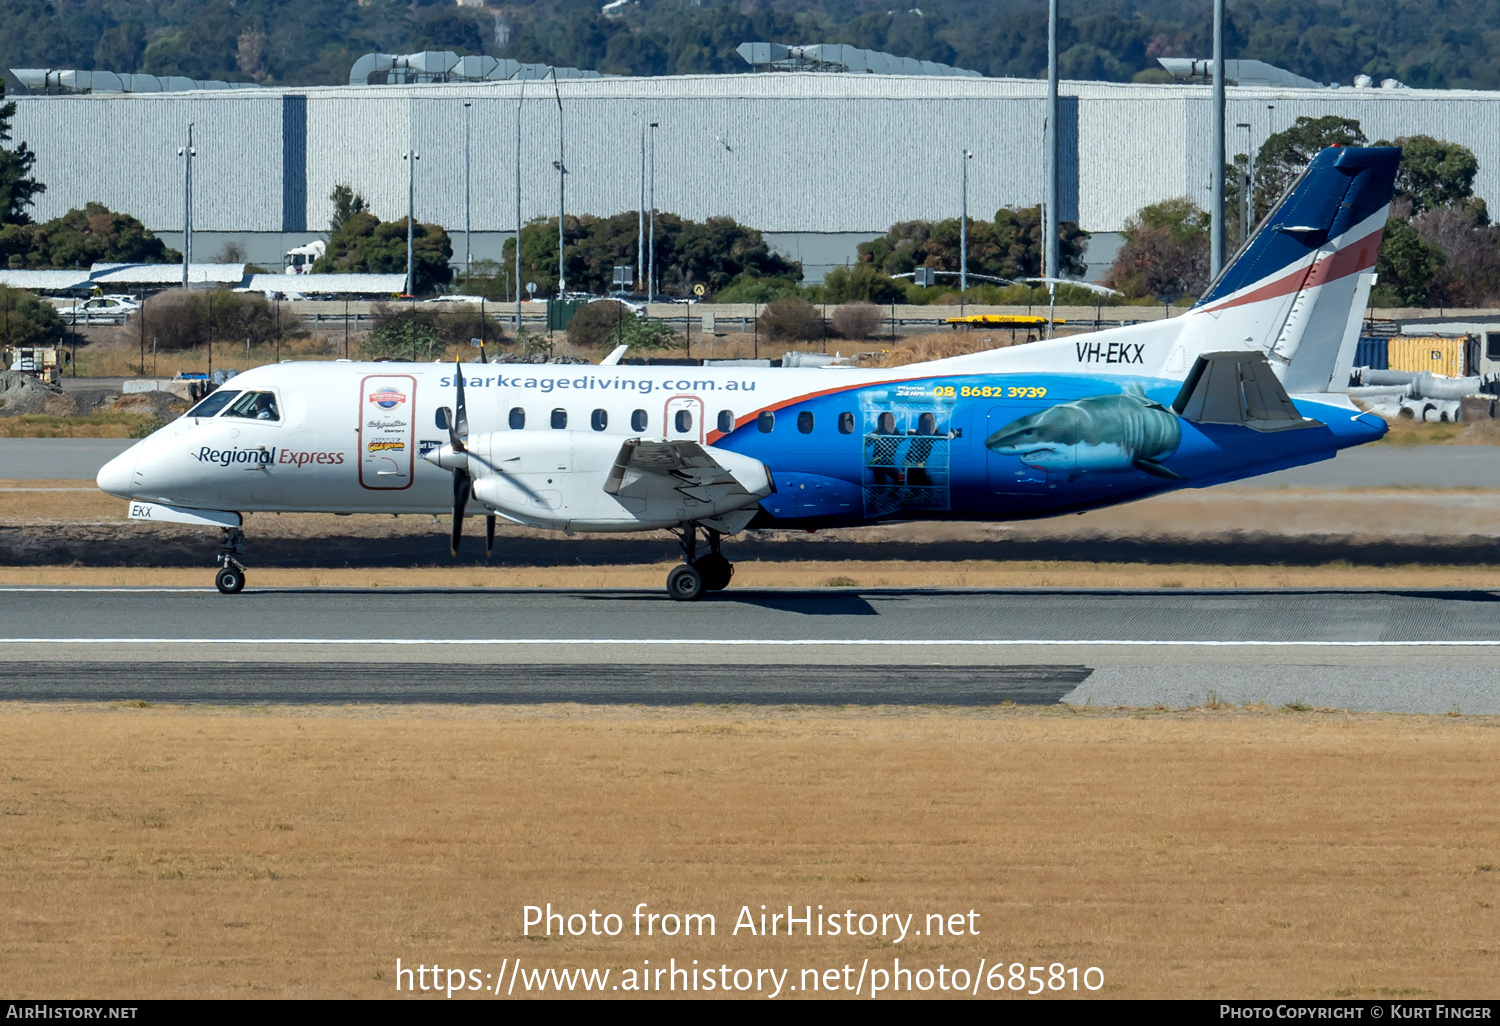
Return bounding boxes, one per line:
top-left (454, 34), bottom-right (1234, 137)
top-left (9, 72), bottom-right (1500, 281)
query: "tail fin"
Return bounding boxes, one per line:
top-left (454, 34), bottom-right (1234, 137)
top-left (1195, 146), bottom-right (1400, 393)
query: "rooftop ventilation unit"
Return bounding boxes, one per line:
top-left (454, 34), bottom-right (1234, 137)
top-left (9, 68), bottom-right (260, 94)
top-left (349, 52), bottom-right (601, 86)
top-left (736, 42), bottom-right (980, 77)
top-left (1156, 58), bottom-right (1325, 89)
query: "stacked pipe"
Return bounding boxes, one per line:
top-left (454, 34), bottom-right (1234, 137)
top-left (1349, 369), bottom-right (1497, 422)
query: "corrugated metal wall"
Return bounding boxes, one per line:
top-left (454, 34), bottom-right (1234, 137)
top-left (11, 75), bottom-right (1500, 235)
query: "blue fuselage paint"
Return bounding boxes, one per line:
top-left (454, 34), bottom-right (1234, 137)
top-left (714, 372), bottom-right (1384, 528)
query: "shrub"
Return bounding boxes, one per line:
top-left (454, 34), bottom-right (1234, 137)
top-left (361, 314), bottom-right (445, 361)
top-left (566, 301), bottom-right (681, 351)
top-left (138, 288), bottom-right (279, 351)
top-left (757, 297), bottom-right (823, 341)
top-left (830, 301), bottom-right (882, 339)
top-left (0, 286), bottom-right (65, 346)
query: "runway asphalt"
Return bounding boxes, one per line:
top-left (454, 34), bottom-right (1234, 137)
top-left (5, 437), bottom-right (1500, 487)
top-left (4, 587), bottom-right (1498, 712)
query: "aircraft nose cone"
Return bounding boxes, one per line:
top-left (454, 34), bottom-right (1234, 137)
top-left (96, 446), bottom-right (139, 497)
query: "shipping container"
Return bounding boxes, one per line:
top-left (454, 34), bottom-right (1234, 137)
top-left (1354, 336), bottom-right (1389, 370)
top-left (1387, 335), bottom-right (1470, 377)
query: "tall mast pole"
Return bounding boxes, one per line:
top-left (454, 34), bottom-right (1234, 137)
top-left (1210, 0), bottom-right (1226, 277)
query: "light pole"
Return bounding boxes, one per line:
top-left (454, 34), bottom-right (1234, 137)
top-left (648, 121), bottom-right (658, 299)
top-left (515, 73), bottom-right (528, 332)
top-left (1043, 0), bottom-right (1058, 287)
top-left (550, 71), bottom-right (565, 300)
top-left (1210, 0), bottom-right (1226, 278)
top-left (463, 100), bottom-right (472, 278)
top-left (403, 148), bottom-right (420, 296)
top-left (177, 123), bottom-right (195, 289)
top-left (1237, 122), bottom-right (1253, 245)
top-left (638, 117), bottom-right (646, 295)
top-left (960, 149), bottom-right (973, 294)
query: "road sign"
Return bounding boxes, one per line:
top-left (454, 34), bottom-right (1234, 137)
top-left (693, 284), bottom-right (706, 296)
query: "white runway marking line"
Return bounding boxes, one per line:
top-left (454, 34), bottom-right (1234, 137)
top-left (5, 638), bottom-right (1500, 648)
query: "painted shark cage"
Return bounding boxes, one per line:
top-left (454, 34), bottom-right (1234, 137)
top-left (858, 391), bottom-right (956, 517)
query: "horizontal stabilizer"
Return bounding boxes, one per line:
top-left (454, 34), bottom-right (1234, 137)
top-left (1171, 352), bottom-right (1322, 433)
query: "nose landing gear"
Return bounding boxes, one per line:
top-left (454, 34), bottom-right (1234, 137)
top-left (666, 523), bottom-right (734, 601)
top-left (214, 527), bottom-right (247, 594)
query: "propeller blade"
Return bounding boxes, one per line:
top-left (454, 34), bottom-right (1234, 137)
top-left (485, 514), bottom-right (496, 558)
top-left (451, 469), bottom-right (470, 556)
top-left (450, 359), bottom-right (469, 452)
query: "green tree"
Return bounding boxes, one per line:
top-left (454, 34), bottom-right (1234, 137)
top-left (856, 207), bottom-right (1085, 284)
top-left (501, 212), bottom-right (798, 297)
top-left (822, 263), bottom-right (906, 304)
top-left (1375, 134), bottom-right (1484, 219)
top-left (0, 85), bottom-right (44, 225)
top-left (328, 184), bottom-right (367, 235)
top-left (13, 203), bottom-right (178, 268)
top-left (0, 285), bottom-right (64, 345)
top-left (312, 212), bottom-right (453, 295)
top-left (1104, 197), bottom-right (1211, 300)
top-left (1253, 116), bottom-right (1367, 220)
top-left (1373, 216), bottom-right (1445, 307)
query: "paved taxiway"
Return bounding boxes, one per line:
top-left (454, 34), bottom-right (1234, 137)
top-left (6, 438), bottom-right (1500, 488)
top-left (4, 587), bottom-right (1497, 712)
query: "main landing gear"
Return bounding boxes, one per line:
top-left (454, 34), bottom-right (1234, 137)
top-left (214, 527), bottom-right (247, 594)
top-left (666, 523), bottom-right (734, 602)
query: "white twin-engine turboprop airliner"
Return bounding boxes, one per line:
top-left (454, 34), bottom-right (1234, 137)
top-left (98, 147), bottom-right (1399, 599)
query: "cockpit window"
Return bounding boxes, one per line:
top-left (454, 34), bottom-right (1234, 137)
top-left (186, 389), bottom-right (240, 419)
top-left (222, 390), bottom-right (281, 422)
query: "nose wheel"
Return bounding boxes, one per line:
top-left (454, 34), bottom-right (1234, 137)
top-left (665, 524), bottom-right (734, 601)
top-left (214, 527), bottom-right (247, 594)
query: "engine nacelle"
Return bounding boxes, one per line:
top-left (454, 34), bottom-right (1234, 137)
top-left (464, 430), bottom-right (771, 532)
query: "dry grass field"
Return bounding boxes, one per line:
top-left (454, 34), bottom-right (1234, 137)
top-left (5, 560), bottom-right (1500, 591)
top-left (2, 702), bottom-right (1497, 999)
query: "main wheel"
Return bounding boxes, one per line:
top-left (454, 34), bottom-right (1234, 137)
top-left (666, 563), bottom-right (706, 602)
top-left (215, 566), bottom-right (246, 595)
top-left (696, 553), bottom-right (733, 591)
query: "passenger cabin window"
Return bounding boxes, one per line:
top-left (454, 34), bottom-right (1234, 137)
top-left (436, 407), bottom-right (451, 430)
top-left (591, 408), bottom-right (608, 431)
top-left (757, 411), bottom-right (775, 433)
top-left (838, 411), bottom-right (854, 434)
top-left (918, 412), bottom-right (937, 435)
top-left (631, 409), bottom-right (648, 432)
top-left (717, 410), bottom-right (734, 434)
top-left (675, 409), bottom-right (693, 433)
top-left (187, 390), bottom-right (240, 419)
top-left (551, 408), bottom-right (568, 429)
top-left (876, 411), bottom-right (896, 434)
top-left (797, 410), bottom-right (814, 434)
top-left (222, 390), bottom-right (280, 422)
top-left (509, 407), bottom-right (525, 430)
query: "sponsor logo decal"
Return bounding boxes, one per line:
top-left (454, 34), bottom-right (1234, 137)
top-left (367, 440), bottom-right (405, 453)
top-left (368, 388), bottom-right (407, 409)
top-left (1075, 341), bottom-right (1145, 365)
top-left (366, 418), bottom-right (408, 430)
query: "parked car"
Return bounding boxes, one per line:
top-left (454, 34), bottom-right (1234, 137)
top-left (58, 295), bottom-right (140, 324)
top-left (421, 294), bottom-right (488, 305)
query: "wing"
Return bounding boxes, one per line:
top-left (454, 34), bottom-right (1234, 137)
top-left (604, 438), bottom-right (767, 505)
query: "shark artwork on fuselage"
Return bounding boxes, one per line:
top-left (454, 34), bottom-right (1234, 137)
top-left (97, 145), bottom-right (1402, 599)
top-left (985, 389), bottom-right (1183, 480)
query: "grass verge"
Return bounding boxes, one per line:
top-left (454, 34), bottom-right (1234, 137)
top-left (1, 701), bottom-right (1495, 998)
